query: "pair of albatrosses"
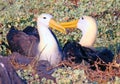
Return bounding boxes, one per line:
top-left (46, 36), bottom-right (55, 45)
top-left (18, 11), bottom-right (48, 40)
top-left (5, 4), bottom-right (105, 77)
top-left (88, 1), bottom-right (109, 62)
top-left (7, 14), bottom-right (114, 67)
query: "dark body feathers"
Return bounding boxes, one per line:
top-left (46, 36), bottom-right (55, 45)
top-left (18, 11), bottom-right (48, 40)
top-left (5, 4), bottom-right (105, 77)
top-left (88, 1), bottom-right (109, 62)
top-left (23, 26), bottom-right (39, 40)
top-left (63, 41), bottom-right (114, 70)
top-left (7, 26), bottom-right (39, 57)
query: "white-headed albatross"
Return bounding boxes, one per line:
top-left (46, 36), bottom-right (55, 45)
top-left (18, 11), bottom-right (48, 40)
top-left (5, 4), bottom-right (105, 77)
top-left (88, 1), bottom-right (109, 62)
top-left (7, 14), bottom-right (66, 66)
top-left (36, 14), bottom-right (66, 66)
top-left (61, 16), bottom-right (114, 70)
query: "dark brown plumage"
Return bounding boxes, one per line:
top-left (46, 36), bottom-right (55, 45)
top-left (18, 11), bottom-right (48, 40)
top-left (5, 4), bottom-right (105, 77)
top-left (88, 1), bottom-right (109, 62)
top-left (7, 26), bottom-right (39, 57)
top-left (0, 55), bottom-right (26, 84)
top-left (63, 41), bottom-right (114, 71)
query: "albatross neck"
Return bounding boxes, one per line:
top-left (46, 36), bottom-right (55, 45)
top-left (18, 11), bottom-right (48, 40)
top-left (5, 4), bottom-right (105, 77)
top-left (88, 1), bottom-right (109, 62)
top-left (79, 24), bottom-right (97, 49)
top-left (37, 25), bottom-right (58, 49)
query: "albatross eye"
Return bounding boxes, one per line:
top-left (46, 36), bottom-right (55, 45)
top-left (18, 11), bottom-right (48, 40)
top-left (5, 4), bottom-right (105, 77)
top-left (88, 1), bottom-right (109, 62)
top-left (81, 17), bottom-right (84, 20)
top-left (43, 17), bottom-right (46, 19)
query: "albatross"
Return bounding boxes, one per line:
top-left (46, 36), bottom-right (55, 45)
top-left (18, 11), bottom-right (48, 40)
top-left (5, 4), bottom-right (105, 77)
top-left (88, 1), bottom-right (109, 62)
top-left (60, 16), bottom-right (114, 70)
top-left (7, 13), bottom-right (66, 66)
top-left (36, 14), bottom-right (66, 66)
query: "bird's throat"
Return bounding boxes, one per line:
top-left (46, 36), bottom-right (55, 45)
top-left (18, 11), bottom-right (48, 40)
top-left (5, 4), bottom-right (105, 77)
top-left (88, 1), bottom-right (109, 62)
top-left (37, 26), bottom-right (61, 65)
top-left (79, 26), bottom-right (97, 48)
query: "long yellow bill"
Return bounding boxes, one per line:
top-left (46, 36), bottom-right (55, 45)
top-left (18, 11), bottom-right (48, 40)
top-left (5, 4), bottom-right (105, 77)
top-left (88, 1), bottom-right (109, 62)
top-left (60, 20), bottom-right (79, 28)
top-left (49, 19), bottom-right (66, 34)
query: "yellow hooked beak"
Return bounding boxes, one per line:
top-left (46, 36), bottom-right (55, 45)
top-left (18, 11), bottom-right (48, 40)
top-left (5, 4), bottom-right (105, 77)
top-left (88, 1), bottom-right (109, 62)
top-left (60, 20), bottom-right (79, 29)
top-left (49, 19), bottom-right (66, 34)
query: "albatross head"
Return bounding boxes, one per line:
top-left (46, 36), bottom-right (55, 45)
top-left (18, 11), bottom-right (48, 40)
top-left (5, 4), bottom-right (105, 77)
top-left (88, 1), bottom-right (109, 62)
top-left (60, 16), bottom-right (98, 48)
top-left (37, 13), bottom-right (66, 33)
top-left (60, 16), bottom-right (97, 35)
